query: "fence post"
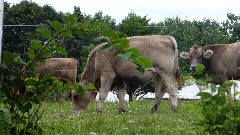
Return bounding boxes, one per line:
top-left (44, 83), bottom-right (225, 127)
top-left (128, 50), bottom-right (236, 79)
top-left (0, 0), bottom-right (3, 63)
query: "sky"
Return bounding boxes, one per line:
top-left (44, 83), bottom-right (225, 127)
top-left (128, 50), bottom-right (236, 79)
top-left (4, 0), bottom-right (240, 24)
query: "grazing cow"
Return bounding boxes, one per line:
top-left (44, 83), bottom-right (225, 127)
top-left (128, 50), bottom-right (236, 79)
top-left (72, 35), bottom-right (179, 114)
top-left (180, 44), bottom-right (240, 99)
top-left (36, 58), bottom-right (79, 102)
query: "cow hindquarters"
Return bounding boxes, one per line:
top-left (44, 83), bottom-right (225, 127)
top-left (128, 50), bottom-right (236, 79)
top-left (115, 81), bottom-right (126, 113)
top-left (96, 73), bottom-right (116, 112)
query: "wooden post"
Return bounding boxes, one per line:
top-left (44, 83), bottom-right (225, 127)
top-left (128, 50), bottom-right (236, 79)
top-left (0, 0), bottom-right (3, 63)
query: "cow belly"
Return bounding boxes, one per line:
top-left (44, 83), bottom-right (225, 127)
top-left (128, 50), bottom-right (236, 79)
top-left (234, 67), bottom-right (240, 79)
top-left (116, 68), bottom-right (157, 85)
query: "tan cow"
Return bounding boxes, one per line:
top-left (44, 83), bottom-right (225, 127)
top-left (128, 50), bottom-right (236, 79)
top-left (72, 35), bottom-right (179, 114)
top-left (36, 58), bottom-right (79, 102)
top-left (180, 44), bottom-right (240, 99)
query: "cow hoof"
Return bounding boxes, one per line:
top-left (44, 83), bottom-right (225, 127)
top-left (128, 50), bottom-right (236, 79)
top-left (96, 108), bottom-right (102, 113)
top-left (151, 108), bottom-right (157, 114)
top-left (171, 107), bottom-right (177, 112)
top-left (118, 109), bottom-right (127, 114)
top-left (59, 100), bottom-right (64, 104)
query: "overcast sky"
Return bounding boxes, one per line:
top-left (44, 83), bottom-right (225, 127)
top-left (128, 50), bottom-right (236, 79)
top-left (5, 0), bottom-right (240, 23)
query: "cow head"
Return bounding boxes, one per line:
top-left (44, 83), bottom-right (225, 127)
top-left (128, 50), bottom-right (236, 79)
top-left (72, 82), bottom-right (97, 114)
top-left (180, 45), bottom-right (213, 70)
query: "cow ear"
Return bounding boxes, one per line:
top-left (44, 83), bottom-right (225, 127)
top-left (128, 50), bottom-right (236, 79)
top-left (203, 50), bottom-right (213, 58)
top-left (180, 52), bottom-right (190, 59)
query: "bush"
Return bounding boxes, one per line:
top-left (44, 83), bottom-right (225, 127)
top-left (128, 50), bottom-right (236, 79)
top-left (0, 109), bottom-right (11, 135)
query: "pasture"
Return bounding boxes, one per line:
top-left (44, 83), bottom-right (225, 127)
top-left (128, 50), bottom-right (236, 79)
top-left (39, 99), bottom-right (203, 135)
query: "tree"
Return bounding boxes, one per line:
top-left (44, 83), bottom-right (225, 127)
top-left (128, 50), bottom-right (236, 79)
top-left (3, 1), bottom-right (61, 56)
top-left (118, 11), bottom-right (152, 36)
top-left (62, 9), bottom-right (119, 75)
top-left (225, 13), bottom-right (240, 43)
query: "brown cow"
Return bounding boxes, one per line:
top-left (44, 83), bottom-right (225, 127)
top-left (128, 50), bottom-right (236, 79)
top-left (180, 44), bottom-right (240, 99)
top-left (72, 35), bottom-right (179, 114)
top-left (36, 58), bottom-right (79, 102)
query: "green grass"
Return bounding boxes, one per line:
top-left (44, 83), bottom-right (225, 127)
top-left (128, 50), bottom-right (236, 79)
top-left (40, 99), bottom-right (203, 135)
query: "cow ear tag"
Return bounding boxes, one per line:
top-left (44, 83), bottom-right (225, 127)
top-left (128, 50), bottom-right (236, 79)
top-left (180, 52), bottom-right (190, 59)
top-left (203, 50), bottom-right (213, 58)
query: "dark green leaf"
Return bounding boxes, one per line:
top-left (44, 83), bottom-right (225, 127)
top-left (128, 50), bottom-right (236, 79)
top-left (48, 40), bottom-right (57, 47)
top-left (127, 48), bottom-right (140, 56)
top-left (59, 30), bottom-right (72, 38)
top-left (48, 20), bottom-right (62, 32)
top-left (94, 36), bottom-right (110, 43)
top-left (1, 51), bottom-right (16, 66)
top-left (53, 47), bottom-right (67, 55)
top-left (136, 56), bottom-right (153, 68)
top-left (101, 44), bottom-right (113, 52)
top-left (25, 78), bottom-right (37, 87)
top-left (115, 51), bottom-right (132, 60)
top-left (114, 38), bottom-right (129, 50)
top-left (37, 27), bottom-right (52, 39)
top-left (195, 64), bottom-right (205, 74)
top-left (62, 15), bottom-right (77, 27)
top-left (30, 40), bottom-right (43, 50)
top-left (26, 49), bottom-right (36, 59)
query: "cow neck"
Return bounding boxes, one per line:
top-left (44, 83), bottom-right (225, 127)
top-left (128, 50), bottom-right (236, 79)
top-left (202, 57), bottom-right (211, 73)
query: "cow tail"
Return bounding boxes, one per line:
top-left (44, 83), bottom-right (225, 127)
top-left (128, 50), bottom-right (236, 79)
top-left (76, 59), bottom-right (79, 68)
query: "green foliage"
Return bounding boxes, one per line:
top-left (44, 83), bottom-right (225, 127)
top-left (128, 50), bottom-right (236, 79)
top-left (0, 108), bottom-right (11, 135)
top-left (226, 13), bottom-right (240, 43)
top-left (194, 64), bottom-right (205, 74)
top-left (196, 82), bottom-right (240, 135)
top-left (119, 11), bottom-right (152, 36)
top-left (3, 1), bottom-right (62, 55)
top-left (185, 64), bottom-right (240, 135)
top-left (0, 15), bottom-right (84, 134)
top-left (1, 13), bottom-right (154, 134)
top-left (100, 28), bottom-right (153, 71)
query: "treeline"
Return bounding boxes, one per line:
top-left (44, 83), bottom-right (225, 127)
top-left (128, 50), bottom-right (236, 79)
top-left (3, 1), bottom-right (240, 73)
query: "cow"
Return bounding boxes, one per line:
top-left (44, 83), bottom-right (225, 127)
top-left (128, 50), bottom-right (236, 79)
top-left (72, 35), bottom-right (179, 114)
top-left (180, 44), bottom-right (240, 99)
top-left (36, 58), bottom-right (79, 102)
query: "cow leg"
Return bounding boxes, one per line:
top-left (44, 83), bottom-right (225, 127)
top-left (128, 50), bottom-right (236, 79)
top-left (213, 74), bottom-right (234, 100)
top-left (162, 73), bottom-right (178, 111)
top-left (59, 91), bottom-right (68, 102)
top-left (151, 75), bottom-right (165, 113)
top-left (115, 81), bottom-right (126, 113)
top-left (96, 74), bottom-right (116, 113)
top-left (59, 80), bottom-right (73, 102)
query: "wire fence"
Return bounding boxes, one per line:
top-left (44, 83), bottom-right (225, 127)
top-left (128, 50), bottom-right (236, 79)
top-left (2, 23), bottom-right (240, 100)
top-left (2, 24), bottom-right (240, 28)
